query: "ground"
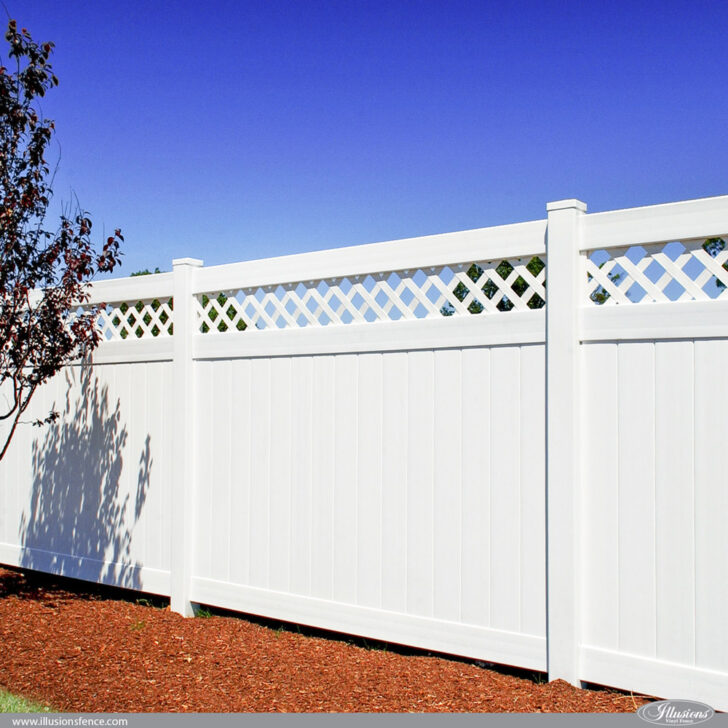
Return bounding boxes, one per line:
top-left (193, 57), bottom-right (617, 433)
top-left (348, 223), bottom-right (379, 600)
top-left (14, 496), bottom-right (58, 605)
top-left (0, 567), bottom-right (651, 713)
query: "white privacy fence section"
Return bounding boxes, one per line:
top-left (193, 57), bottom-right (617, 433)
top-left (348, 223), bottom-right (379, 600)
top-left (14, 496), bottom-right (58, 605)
top-left (0, 360), bottom-right (175, 595)
top-left (580, 339), bottom-right (728, 705)
top-left (188, 217), bottom-right (549, 669)
top-left (193, 346), bottom-right (547, 669)
top-left (0, 194), bottom-right (727, 708)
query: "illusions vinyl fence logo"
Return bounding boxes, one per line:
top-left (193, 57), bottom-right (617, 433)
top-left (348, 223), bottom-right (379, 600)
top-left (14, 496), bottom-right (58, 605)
top-left (637, 700), bottom-right (714, 726)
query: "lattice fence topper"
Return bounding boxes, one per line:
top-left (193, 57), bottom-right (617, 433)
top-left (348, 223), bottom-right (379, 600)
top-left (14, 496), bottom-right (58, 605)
top-left (89, 298), bottom-right (174, 340)
top-left (586, 237), bottom-right (728, 305)
top-left (196, 257), bottom-right (546, 333)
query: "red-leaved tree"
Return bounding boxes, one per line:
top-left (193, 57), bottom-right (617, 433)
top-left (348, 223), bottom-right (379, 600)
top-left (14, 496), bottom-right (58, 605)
top-left (0, 20), bottom-right (122, 460)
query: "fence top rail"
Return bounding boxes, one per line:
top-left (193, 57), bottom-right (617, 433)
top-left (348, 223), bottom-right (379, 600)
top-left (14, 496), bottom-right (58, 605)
top-left (83, 271), bottom-right (174, 306)
top-left (72, 194), bottom-right (728, 305)
top-left (582, 194), bottom-right (728, 251)
top-left (192, 218), bottom-right (547, 294)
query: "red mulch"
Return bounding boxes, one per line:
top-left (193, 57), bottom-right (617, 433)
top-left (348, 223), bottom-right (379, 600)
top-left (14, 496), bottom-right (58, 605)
top-left (0, 567), bottom-right (651, 713)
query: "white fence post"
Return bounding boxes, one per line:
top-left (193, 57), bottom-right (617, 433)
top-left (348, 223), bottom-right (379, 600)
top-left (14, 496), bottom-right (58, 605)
top-left (545, 199), bottom-right (586, 684)
top-left (170, 257), bottom-right (203, 616)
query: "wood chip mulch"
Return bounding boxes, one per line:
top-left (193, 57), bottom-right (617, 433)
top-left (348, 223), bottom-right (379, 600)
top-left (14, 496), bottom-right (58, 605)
top-left (0, 567), bottom-right (652, 713)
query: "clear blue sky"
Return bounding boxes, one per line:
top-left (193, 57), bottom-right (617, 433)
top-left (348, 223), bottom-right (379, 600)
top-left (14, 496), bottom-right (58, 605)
top-left (9, 0), bottom-right (728, 275)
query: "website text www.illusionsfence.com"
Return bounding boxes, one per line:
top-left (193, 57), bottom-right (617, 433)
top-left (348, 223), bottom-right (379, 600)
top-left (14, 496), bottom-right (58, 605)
top-left (11, 719), bottom-right (128, 727)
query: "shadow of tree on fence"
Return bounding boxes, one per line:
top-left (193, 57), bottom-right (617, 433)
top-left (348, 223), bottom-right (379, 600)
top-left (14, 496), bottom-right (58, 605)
top-left (19, 364), bottom-right (151, 591)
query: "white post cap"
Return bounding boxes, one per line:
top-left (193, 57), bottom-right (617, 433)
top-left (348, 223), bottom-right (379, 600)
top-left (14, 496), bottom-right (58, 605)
top-left (546, 199), bottom-right (587, 213)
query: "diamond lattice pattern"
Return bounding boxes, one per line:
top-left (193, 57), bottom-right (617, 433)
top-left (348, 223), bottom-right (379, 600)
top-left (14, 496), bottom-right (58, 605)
top-left (586, 238), bottom-right (728, 305)
top-left (87, 298), bottom-right (174, 340)
top-left (196, 257), bottom-right (546, 333)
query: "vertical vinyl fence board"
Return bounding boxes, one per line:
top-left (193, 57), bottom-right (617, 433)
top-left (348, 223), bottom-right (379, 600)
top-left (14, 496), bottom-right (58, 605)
top-left (489, 346), bottom-right (522, 635)
top-left (405, 350), bottom-right (435, 619)
top-left (380, 352), bottom-right (408, 615)
top-left (229, 358), bottom-right (253, 587)
top-left (654, 341), bottom-right (695, 667)
top-left (617, 342), bottom-right (657, 659)
top-left (194, 361), bottom-right (213, 581)
top-left (356, 353), bottom-right (383, 610)
top-left (459, 347), bottom-right (491, 629)
top-left (248, 358), bottom-right (271, 590)
top-left (581, 343), bottom-right (620, 652)
top-left (518, 344), bottom-right (546, 639)
top-left (432, 348), bottom-right (462, 624)
top-left (145, 363), bottom-right (163, 573)
top-left (310, 355), bottom-right (335, 601)
top-left (333, 354), bottom-right (358, 606)
top-left (693, 340), bottom-right (728, 673)
top-left (162, 365), bottom-right (174, 573)
top-left (268, 356), bottom-right (292, 594)
top-left (212, 360), bottom-right (233, 583)
top-left (290, 356), bottom-right (314, 598)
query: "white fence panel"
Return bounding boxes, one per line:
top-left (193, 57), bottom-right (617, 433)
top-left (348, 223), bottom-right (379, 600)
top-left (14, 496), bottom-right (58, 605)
top-left (579, 190), bottom-right (728, 712)
top-left (192, 340), bottom-right (547, 670)
top-left (581, 337), bottom-right (728, 705)
top-left (0, 359), bottom-right (174, 596)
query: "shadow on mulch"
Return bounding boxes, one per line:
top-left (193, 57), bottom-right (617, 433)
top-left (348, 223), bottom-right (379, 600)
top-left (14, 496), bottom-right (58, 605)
top-left (0, 565), bottom-right (167, 608)
top-left (0, 565), bottom-right (656, 713)
top-left (0, 565), bottom-right (546, 682)
top-left (197, 603), bottom-right (551, 684)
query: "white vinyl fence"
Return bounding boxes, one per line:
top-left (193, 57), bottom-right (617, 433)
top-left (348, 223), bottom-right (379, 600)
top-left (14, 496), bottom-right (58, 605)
top-left (1, 195), bottom-right (728, 708)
